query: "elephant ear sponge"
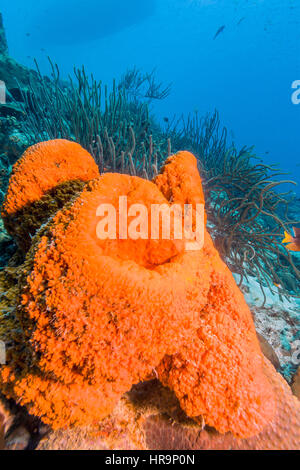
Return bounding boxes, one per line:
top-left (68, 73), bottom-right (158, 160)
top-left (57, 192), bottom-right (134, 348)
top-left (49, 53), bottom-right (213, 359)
top-left (0, 171), bottom-right (211, 428)
top-left (0, 147), bottom-right (277, 437)
top-left (1, 139), bottom-right (99, 251)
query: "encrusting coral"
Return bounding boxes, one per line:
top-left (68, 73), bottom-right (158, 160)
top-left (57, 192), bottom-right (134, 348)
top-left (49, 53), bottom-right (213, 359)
top-left (0, 141), bottom-right (299, 446)
top-left (1, 139), bottom-right (99, 251)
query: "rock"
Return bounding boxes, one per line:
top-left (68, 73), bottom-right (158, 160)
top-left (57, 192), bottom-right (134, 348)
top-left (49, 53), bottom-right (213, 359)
top-left (292, 367), bottom-right (300, 400)
top-left (0, 397), bottom-right (14, 450)
top-left (257, 332), bottom-right (281, 371)
top-left (5, 426), bottom-right (31, 450)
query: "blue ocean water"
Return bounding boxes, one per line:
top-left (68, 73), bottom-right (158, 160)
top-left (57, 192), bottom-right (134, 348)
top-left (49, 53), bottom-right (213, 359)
top-left (1, 0), bottom-right (300, 189)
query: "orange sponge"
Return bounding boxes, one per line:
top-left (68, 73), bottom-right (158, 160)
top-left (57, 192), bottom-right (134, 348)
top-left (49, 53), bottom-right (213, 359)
top-left (154, 150), bottom-right (205, 209)
top-left (1, 172), bottom-right (210, 428)
top-left (157, 235), bottom-right (276, 437)
top-left (0, 147), bottom-right (277, 437)
top-left (153, 152), bottom-right (276, 438)
top-left (2, 139), bottom-right (99, 250)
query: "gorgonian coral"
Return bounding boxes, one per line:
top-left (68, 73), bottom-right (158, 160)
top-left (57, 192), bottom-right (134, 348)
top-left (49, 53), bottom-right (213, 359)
top-left (1, 139), bottom-right (99, 250)
top-left (0, 143), bottom-right (291, 440)
top-left (18, 61), bottom-right (170, 178)
top-left (168, 111), bottom-right (300, 301)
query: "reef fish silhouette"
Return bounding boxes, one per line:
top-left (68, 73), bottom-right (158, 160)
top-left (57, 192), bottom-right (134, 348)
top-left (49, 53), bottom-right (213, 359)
top-left (282, 227), bottom-right (300, 252)
top-left (213, 25), bottom-right (225, 40)
top-left (30, 0), bottom-right (156, 45)
top-left (237, 17), bottom-right (246, 26)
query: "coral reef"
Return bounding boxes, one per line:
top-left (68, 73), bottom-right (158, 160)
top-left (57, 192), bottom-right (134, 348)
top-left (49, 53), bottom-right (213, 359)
top-left (0, 36), bottom-right (298, 304)
top-left (2, 139), bottom-right (99, 250)
top-left (0, 16), bottom-right (298, 449)
top-left (0, 144), bottom-right (289, 442)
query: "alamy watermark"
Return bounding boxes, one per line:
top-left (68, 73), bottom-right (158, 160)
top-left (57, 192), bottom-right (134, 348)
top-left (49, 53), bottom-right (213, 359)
top-left (291, 80), bottom-right (300, 104)
top-left (0, 80), bottom-right (6, 104)
top-left (291, 340), bottom-right (300, 366)
top-left (96, 196), bottom-right (205, 251)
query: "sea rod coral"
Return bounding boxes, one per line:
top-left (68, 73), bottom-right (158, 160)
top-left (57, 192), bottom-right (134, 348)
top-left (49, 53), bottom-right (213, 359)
top-left (0, 140), bottom-right (299, 445)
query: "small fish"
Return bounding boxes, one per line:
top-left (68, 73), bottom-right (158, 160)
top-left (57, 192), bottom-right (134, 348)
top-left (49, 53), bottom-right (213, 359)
top-left (237, 17), bottom-right (245, 26)
top-left (282, 227), bottom-right (300, 252)
top-left (213, 25), bottom-right (225, 40)
top-left (26, 32), bottom-right (31, 37)
top-left (163, 117), bottom-right (169, 123)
